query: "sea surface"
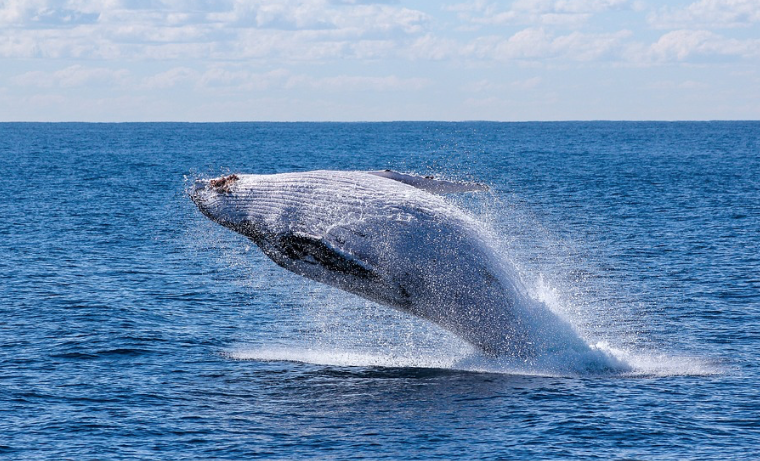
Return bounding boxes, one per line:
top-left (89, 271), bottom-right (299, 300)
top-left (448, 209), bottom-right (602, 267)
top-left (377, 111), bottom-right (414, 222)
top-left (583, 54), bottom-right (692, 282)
top-left (1, 122), bottom-right (759, 460)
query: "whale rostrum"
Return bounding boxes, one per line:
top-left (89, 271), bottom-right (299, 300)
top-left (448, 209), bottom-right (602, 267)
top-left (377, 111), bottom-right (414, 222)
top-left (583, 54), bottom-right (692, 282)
top-left (190, 170), bottom-right (593, 359)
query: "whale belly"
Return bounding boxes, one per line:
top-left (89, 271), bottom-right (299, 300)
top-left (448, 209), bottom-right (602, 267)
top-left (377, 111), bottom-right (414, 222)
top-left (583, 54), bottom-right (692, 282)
top-left (264, 209), bottom-right (525, 356)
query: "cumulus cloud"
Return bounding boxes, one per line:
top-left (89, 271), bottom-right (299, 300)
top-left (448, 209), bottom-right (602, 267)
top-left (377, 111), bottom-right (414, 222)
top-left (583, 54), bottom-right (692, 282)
top-left (10, 62), bottom-right (432, 97)
top-left (0, 0), bottom-right (98, 26)
top-left (303, 74), bottom-right (431, 91)
top-left (12, 65), bottom-right (130, 88)
top-left (0, 0), bottom-right (429, 60)
top-left (2, 0), bottom-right (758, 66)
top-left (140, 67), bottom-right (198, 89)
top-left (641, 29), bottom-right (760, 62)
top-left (647, 80), bottom-right (710, 90)
top-left (197, 67), bottom-right (296, 91)
top-left (464, 76), bottom-right (543, 93)
top-left (501, 28), bottom-right (632, 61)
top-left (447, 0), bottom-right (632, 27)
top-left (206, 0), bottom-right (429, 35)
top-left (649, 0), bottom-right (760, 29)
top-left (446, 27), bottom-right (632, 63)
top-left (2, 0), bottom-right (760, 121)
top-left (198, 68), bottom-right (430, 92)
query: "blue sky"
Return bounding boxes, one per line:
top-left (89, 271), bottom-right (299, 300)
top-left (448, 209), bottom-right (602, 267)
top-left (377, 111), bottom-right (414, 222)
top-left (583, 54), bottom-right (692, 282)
top-left (1, 0), bottom-right (758, 121)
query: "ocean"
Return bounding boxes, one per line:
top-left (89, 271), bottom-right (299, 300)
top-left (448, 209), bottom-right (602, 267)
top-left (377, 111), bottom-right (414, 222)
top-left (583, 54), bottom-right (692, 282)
top-left (1, 121), bottom-right (758, 460)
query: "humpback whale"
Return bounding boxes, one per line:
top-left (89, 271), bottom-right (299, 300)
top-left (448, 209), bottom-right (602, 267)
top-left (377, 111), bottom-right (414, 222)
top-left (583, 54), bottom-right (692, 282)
top-left (190, 170), bottom-right (594, 359)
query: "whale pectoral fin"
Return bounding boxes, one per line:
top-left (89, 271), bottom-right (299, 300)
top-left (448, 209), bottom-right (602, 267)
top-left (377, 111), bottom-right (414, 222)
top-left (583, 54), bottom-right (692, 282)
top-left (367, 170), bottom-right (489, 194)
top-left (278, 232), bottom-right (376, 279)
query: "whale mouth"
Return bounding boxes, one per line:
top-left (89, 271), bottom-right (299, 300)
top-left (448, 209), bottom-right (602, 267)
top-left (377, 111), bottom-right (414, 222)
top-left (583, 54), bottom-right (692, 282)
top-left (188, 178), bottom-right (220, 217)
top-left (189, 179), bottom-right (210, 208)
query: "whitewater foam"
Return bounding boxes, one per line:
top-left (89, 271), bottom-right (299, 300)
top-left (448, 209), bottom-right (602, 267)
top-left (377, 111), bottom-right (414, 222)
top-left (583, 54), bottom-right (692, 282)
top-left (227, 342), bottom-right (723, 378)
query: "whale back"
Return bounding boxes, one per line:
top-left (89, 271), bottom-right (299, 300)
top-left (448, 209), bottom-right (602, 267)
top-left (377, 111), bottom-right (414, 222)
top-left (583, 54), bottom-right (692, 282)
top-left (222, 171), bottom-right (473, 233)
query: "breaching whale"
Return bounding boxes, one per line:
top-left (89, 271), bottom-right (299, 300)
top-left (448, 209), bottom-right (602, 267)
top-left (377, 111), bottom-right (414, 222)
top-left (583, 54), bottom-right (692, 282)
top-left (190, 170), bottom-right (595, 359)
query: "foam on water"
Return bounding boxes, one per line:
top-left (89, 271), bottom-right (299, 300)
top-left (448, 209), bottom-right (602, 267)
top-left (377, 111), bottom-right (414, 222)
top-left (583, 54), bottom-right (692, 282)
top-left (226, 342), bottom-right (723, 377)
top-left (227, 346), bottom-right (464, 371)
top-left (592, 344), bottom-right (727, 377)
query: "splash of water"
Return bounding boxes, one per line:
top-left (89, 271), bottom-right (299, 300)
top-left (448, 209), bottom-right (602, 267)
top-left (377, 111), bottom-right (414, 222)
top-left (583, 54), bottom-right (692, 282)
top-left (226, 344), bottom-right (724, 377)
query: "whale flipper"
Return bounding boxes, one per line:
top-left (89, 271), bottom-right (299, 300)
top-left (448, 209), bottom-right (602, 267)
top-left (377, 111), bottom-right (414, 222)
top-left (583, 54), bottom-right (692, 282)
top-left (368, 170), bottom-right (488, 194)
top-left (276, 232), bottom-right (376, 279)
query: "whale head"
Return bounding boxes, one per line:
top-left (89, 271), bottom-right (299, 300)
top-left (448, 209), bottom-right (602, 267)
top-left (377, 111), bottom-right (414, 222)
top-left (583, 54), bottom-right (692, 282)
top-left (189, 172), bottom-right (388, 291)
top-left (190, 174), bottom-right (250, 233)
top-left (190, 173), bottom-right (306, 254)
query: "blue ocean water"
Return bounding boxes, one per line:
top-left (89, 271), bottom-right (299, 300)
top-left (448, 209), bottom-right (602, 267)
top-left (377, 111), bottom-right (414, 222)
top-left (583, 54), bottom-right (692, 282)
top-left (1, 121), bottom-right (758, 460)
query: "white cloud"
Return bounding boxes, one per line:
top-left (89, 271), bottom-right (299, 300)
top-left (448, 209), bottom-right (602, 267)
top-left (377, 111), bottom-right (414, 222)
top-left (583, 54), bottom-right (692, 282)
top-left (496, 28), bottom-right (555, 59)
top-left (26, 93), bottom-right (68, 106)
top-left (401, 26), bottom-right (634, 63)
top-left (551, 29), bottom-right (634, 61)
top-left (206, 0), bottom-right (431, 35)
top-left (304, 74), bottom-right (431, 91)
top-left (447, 0), bottom-right (631, 27)
top-left (551, 0), bottom-right (632, 14)
top-left (2, 0), bottom-right (760, 121)
top-left (198, 67), bottom-right (430, 92)
top-left (198, 67), bottom-right (294, 91)
top-left (2, 0), bottom-right (757, 66)
top-left (513, 76), bottom-right (543, 89)
top-left (649, 0), bottom-right (760, 29)
top-left (0, 0), bottom-right (97, 26)
top-left (649, 30), bottom-right (718, 61)
top-left (12, 64), bottom-right (130, 88)
top-left (647, 80), bottom-right (710, 90)
top-left (463, 79), bottom-right (504, 92)
top-left (464, 76), bottom-right (543, 92)
top-left (0, 0), bottom-right (430, 60)
top-left (137, 66), bottom-right (432, 92)
top-left (643, 29), bottom-right (760, 62)
top-left (454, 28), bottom-right (632, 62)
top-left (404, 33), bottom-right (461, 60)
top-left (140, 67), bottom-right (198, 89)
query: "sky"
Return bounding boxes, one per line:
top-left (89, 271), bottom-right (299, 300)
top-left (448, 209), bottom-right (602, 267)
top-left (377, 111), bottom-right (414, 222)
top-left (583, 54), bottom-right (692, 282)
top-left (1, 0), bottom-right (759, 121)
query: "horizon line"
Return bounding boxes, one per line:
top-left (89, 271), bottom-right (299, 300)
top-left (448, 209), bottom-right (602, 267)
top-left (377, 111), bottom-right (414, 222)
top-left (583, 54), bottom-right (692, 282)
top-left (2, 119), bottom-right (759, 124)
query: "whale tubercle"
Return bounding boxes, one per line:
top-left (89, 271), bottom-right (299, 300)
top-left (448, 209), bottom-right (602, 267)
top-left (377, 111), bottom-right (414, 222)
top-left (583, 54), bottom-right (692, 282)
top-left (209, 174), bottom-right (239, 193)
